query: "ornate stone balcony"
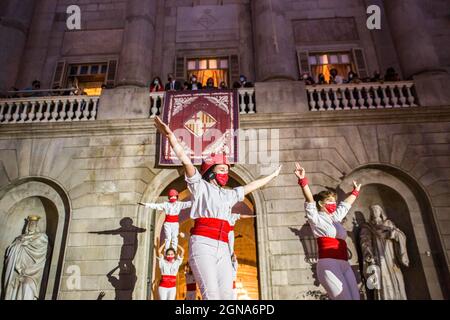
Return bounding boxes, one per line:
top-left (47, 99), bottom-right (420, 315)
top-left (149, 88), bottom-right (257, 118)
top-left (306, 81), bottom-right (418, 111)
top-left (0, 95), bottom-right (99, 124)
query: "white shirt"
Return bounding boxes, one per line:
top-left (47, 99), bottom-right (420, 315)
top-left (185, 168), bottom-right (245, 220)
top-left (158, 255), bottom-right (183, 276)
top-left (304, 202), bottom-right (351, 240)
top-left (229, 214), bottom-right (241, 227)
top-left (145, 201), bottom-right (192, 218)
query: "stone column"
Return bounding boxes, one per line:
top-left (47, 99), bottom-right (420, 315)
top-left (99, 0), bottom-right (157, 120)
top-left (116, 0), bottom-right (157, 87)
top-left (251, 0), bottom-right (298, 82)
top-left (384, 0), bottom-right (450, 106)
top-left (15, 0), bottom-right (57, 89)
top-left (0, 0), bottom-right (36, 92)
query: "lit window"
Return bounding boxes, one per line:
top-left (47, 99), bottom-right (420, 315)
top-left (209, 59), bottom-right (217, 69)
top-left (187, 60), bottom-right (196, 70)
top-left (199, 60), bottom-right (207, 70)
top-left (341, 54), bottom-right (350, 63)
top-left (220, 59), bottom-right (228, 69)
top-left (329, 55), bottom-right (339, 64)
top-left (319, 55), bottom-right (328, 65)
top-left (309, 56), bottom-right (317, 65)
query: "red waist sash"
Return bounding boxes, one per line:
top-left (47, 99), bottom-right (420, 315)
top-left (186, 283), bottom-right (197, 291)
top-left (317, 237), bottom-right (348, 261)
top-left (160, 275), bottom-right (177, 288)
top-left (233, 281), bottom-right (236, 289)
top-left (191, 218), bottom-right (231, 243)
top-left (165, 215), bottom-right (179, 223)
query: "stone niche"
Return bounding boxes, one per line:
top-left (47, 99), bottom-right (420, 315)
top-left (293, 17), bottom-right (360, 44)
top-left (176, 5), bottom-right (239, 43)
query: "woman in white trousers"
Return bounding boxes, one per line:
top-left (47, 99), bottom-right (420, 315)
top-left (157, 243), bottom-right (184, 300)
top-left (154, 116), bottom-right (281, 300)
top-left (139, 189), bottom-right (191, 250)
top-left (295, 162), bottom-right (362, 300)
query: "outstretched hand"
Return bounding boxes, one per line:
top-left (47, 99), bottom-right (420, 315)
top-left (294, 162), bottom-right (306, 179)
top-left (353, 180), bottom-right (362, 191)
top-left (272, 165), bottom-right (282, 177)
top-left (154, 116), bottom-right (172, 137)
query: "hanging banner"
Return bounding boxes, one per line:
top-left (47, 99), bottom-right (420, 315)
top-left (158, 89), bottom-right (239, 166)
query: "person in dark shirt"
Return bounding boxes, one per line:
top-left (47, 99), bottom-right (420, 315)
top-left (165, 73), bottom-right (181, 91)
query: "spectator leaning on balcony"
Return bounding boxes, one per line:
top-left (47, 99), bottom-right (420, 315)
top-left (233, 75), bottom-right (254, 89)
top-left (165, 74), bottom-right (181, 91)
top-left (384, 67), bottom-right (400, 82)
top-left (329, 69), bottom-right (344, 85)
top-left (219, 81), bottom-right (228, 89)
top-left (150, 77), bottom-right (164, 92)
top-left (317, 73), bottom-right (327, 85)
top-left (188, 75), bottom-right (202, 90)
top-left (301, 73), bottom-right (315, 85)
top-left (204, 78), bottom-right (217, 90)
top-left (346, 71), bottom-right (362, 84)
top-left (371, 71), bottom-right (382, 83)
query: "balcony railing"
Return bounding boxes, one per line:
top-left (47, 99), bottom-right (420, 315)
top-left (0, 96), bottom-right (99, 124)
top-left (149, 88), bottom-right (257, 118)
top-left (306, 81), bottom-right (418, 111)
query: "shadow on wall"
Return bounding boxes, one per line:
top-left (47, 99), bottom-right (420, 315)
top-left (90, 217), bottom-right (146, 300)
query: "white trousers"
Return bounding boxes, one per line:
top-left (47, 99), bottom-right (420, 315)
top-left (189, 235), bottom-right (234, 300)
top-left (317, 258), bottom-right (360, 300)
top-left (228, 230), bottom-right (235, 255)
top-left (186, 290), bottom-right (197, 300)
top-left (158, 286), bottom-right (177, 300)
top-left (163, 222), bottom-right (179, 250)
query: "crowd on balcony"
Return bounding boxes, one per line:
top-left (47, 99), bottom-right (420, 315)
top-left (149, 74), bottom-right (254, 93)
top-left (1, 79), bottom-right (94, 99)
top-left (301, 67), bottom-right (401, 86)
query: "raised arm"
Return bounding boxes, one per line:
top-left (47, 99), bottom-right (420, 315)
top-left (154, 116), bottom-right (196, 177)
top-left (295, 162), bottom-right (314, 203)
top-left (177, 244), bottom-right (185, 258)
top-left (158, 243), bottom-right (165, 258)
top-left (138, 202), bottom-right (165, 210)
top-left (343, 181), bottom-right (362, 206)
top-left (243, 165), bottom-right (282, 196)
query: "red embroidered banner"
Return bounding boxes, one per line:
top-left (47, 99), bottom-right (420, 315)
top-left (159, 89), bottom-right (239, 166)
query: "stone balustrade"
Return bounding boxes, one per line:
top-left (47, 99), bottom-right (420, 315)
top-left (149, 88), bottom-right (257, 118)
top-left (0, 96), bottom-right (99, 124)
top-left (306, 81), bottom-right (418, 111)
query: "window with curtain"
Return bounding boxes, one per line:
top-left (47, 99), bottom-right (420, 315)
top-left (186, 58), bottom-right (229, 87)
top-left (309, 52), bottom-right (354, 83)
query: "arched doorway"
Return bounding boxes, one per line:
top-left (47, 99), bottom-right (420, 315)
top-left (148, 175), bottom-right (260, 300)
top-left (0, 178), bottom-right (70, 300)
top-left (338, 165), bottom-right (447, 299)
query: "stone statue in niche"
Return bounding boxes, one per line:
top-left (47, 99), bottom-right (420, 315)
top-left (359, 205), bottom-right (409, 300)
top-left (3, 215), bottom-right (49, 300)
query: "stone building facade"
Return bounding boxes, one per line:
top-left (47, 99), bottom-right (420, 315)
top-left (0, 0), bottom-right (450, 300)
